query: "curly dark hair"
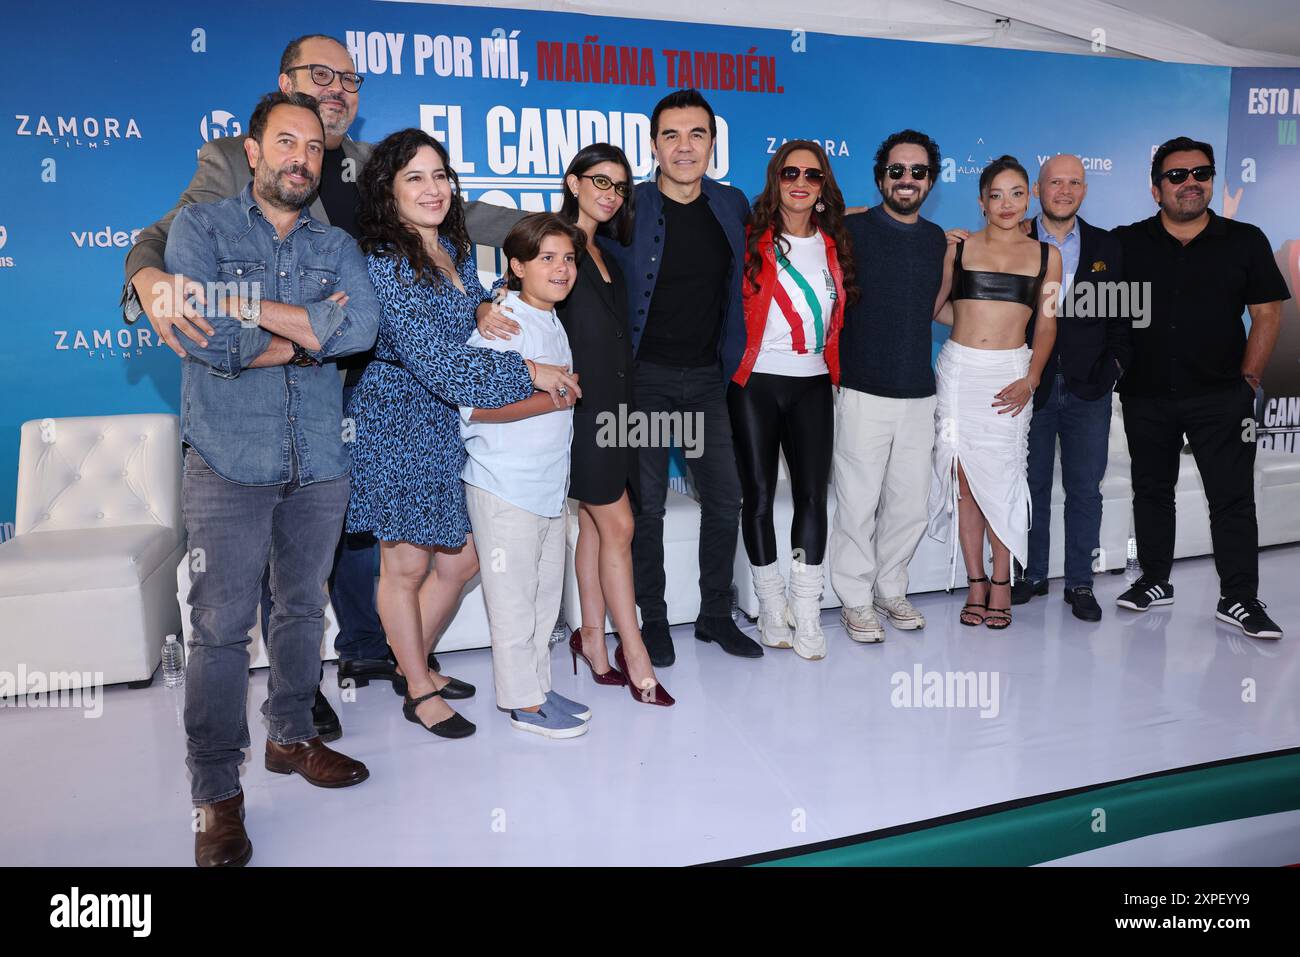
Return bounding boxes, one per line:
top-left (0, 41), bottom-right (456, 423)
top-left (873, 129), bottom-right (942, 189)
top-left (357, 128), bottom-right (472, 286)
top-left (745, 140), bottom-right (857, 307)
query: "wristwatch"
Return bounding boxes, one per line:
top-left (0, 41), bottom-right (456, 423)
top-left (290, 343), bottom-right (320, 367)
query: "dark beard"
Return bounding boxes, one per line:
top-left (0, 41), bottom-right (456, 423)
top-left (881, 186), bottom-right (924, 216)
top-left (255, 162), bottom-right (317, 211)
top-left (1162, 191), bottom-right (1209, 222)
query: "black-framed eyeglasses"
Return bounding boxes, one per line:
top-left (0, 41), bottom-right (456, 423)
top-left (285, 64), bottom-right (365, 93)
top-left (579, 174), bottom-right (630, 198)
top-left (1158, 165), bottom-right (1214, 185)
top-left (885, 163), bottom-right (931, 181)
top-left (779, 166), bottom-right (826, 184)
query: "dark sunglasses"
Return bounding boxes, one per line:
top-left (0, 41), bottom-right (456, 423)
top-left (1158, 165), bottom-right (1214, 185)
top-left (579, 173), bottom-right (630, 198)
top-left (779, 166), bottom-right (826, 184)
top-left (885, 163), bottom-right (931, 181)
top-left (285, 63), bottom-right (365, 93)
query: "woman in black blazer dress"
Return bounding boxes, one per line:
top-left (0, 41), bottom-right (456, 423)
top-left (481, 144), bottom-right (673, 706)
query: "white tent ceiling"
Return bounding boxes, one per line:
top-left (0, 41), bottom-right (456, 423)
top-left (411, 0), bottom-right (1300, 65)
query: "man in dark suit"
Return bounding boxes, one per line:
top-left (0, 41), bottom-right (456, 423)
top-left (1012, 154), bottom-right (1130, 621)
top-left (121, 34), bottom-right (525, 738)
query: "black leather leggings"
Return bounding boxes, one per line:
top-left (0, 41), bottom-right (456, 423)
top-left (726, 372), bottom-right (833, 567)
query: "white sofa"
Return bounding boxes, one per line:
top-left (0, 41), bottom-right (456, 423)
top-left (0, 414), bottom-right (185, 689)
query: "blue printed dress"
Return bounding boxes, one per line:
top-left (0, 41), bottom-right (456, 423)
top-left (346, 240), bottom-right (534, 547)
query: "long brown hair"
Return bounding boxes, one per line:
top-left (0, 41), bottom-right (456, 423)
top-left (357, 129), bottom-right (473, 286)
top-left (745, 140), bottom-right (857, 307)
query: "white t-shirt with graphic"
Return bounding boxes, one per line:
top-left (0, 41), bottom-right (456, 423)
top-left (753, 231), bottom-right (835, 377)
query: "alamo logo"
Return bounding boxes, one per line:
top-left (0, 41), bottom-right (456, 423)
top-left (54, 327), bottom-right (170, 358)
top-left (15, 114), bottom-right (142, 147)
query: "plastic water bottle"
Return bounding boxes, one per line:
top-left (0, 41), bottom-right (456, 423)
top-left (549, 607), bottom-right (568, 648)
top-left (162, 634), bottom-right (186, 688)
top-left (1124, 537), bottom-right (1141, 584)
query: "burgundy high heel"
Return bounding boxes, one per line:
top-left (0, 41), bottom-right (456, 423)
top-left (569, 629), bottom-right (627, 686)
top-left (615, 646), bottom-right (675, 707)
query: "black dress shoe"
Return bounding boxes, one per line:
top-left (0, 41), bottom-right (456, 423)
top-left (337, 655), bottom-right (400, 689)
top-left (1065, 586), bottom-right (1103, 622)
top-left (640, 619), bottom-right (675, 668)
top-left (427, 652), bottom-right (440, 673)
top-left (312, 688), bottom-right (342, 743)
top-left (695, 615), bottom-right (764, 659)
top-left (1011, 579), bottom-right (1048, 606)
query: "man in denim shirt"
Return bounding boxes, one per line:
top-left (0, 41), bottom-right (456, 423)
top-left (165, 92), bottom-right (380, 867)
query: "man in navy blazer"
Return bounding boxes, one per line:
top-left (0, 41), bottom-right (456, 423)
top-left (601, 89), bottom-right (760, 665)
top-left (1014, 154), bottom-right (1130, 620)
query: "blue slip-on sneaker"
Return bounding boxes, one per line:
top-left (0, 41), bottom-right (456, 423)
top-left (544, 690), bottom-right (591, 721)
top-left (509, 706), bottom-right (589, 739)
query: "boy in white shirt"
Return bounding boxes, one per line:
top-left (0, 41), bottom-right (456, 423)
top-left (461, 213), bottom-right (591, 738)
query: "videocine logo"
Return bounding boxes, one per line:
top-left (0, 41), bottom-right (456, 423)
top-left (0, 225), bottom-right (11, 268)
top-left (200, 109), bottom-right (242, 142)
top-left (71, 226), bottom-right (142, 249)
top-left (49, 887), bottom-right (151, 937)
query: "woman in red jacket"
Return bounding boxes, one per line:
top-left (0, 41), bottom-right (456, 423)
top-left (731, 140), bottom-right (857, 660)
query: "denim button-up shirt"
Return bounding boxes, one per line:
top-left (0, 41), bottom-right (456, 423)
top-left (164, 184), bottom-right (380, 486)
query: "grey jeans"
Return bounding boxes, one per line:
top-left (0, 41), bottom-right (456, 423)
top-left (181, 447), bottom-right (349, 804)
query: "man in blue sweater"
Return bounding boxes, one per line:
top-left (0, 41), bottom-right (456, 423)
top-left (830, 130), bottom-right (948, 643)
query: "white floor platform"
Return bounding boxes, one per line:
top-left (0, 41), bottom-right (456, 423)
top-left (2, 547), bottom-right (1298, 867)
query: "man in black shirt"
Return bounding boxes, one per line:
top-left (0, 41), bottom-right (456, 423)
top-left (602, 89), bottom-right (761, 665)
top-left (1113, 136), bottom-right (1288, 639)
top-left (830, 130), bottom-right (947, 643)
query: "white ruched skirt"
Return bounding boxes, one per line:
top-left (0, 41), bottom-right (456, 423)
top-left (925, 339), bottom-right (1033, 589)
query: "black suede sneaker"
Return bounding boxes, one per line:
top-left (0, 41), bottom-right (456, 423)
top-left (1011, 579), bottom-right (1048, 606)
top-left (1216, 598), bottom-right (1283, 639)
top-left (1116, 577), bottom-right (1174, 612)
top-left (1064, 586), bottom-right (1103, 622)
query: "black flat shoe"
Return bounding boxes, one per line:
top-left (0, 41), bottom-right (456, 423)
top-left (403, 689), bottom-right (476, 739)
top-left (427, 652), bottom-right (440, 673)
top-left (437, 676), bottom-right (476, 700)
top-left (312, 688), bottom-right (342, 742)
top-left (695, 615), bottom-right (764, 658)
top-left (641, 619), bottom-right (675, 668)
top-left (336, 655), bottom-right (400, 689)
top-left (1065, 586), bottom-right (1103, 622)
top-left (389, 670), bottom-right (475, 699)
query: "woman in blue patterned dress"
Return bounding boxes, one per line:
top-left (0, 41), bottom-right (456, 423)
top-left (348, 129), bottom-right (580, 737)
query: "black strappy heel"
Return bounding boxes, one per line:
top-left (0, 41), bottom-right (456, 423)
top-left (961, 576), bottom-right (989, 627)
top-left (985, 578), bottom-right (1012, 630)
top-left (402, 689), bottom-right (476, 739)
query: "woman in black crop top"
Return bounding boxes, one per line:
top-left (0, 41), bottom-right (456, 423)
top-left (926, 155), bottom-right (1059, 630)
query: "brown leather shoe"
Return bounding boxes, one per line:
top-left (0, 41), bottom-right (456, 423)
top-left (194, 792), bottom-right (252, 867)
top-left (265, 736), bottom-right (369, 788)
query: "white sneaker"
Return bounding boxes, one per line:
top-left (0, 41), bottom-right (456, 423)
top-left (841, 604), bottom-right (886, 643)
top-left (789, 561), bottom-right (827, 660)
top-left (873, 595), bottom-right (925, 630)
top-left (750, 562), bottom-right (793, 649)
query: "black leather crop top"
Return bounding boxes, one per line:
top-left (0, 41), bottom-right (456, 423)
top-left (952, 240), bottom-right (1049, 308)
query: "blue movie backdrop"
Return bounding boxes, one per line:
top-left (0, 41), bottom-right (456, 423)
top-left (5, 0), bottom-right (1277, 527)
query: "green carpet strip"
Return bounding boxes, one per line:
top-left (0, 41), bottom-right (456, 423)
top-left (714, 748), bottom-right (1300, 866)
